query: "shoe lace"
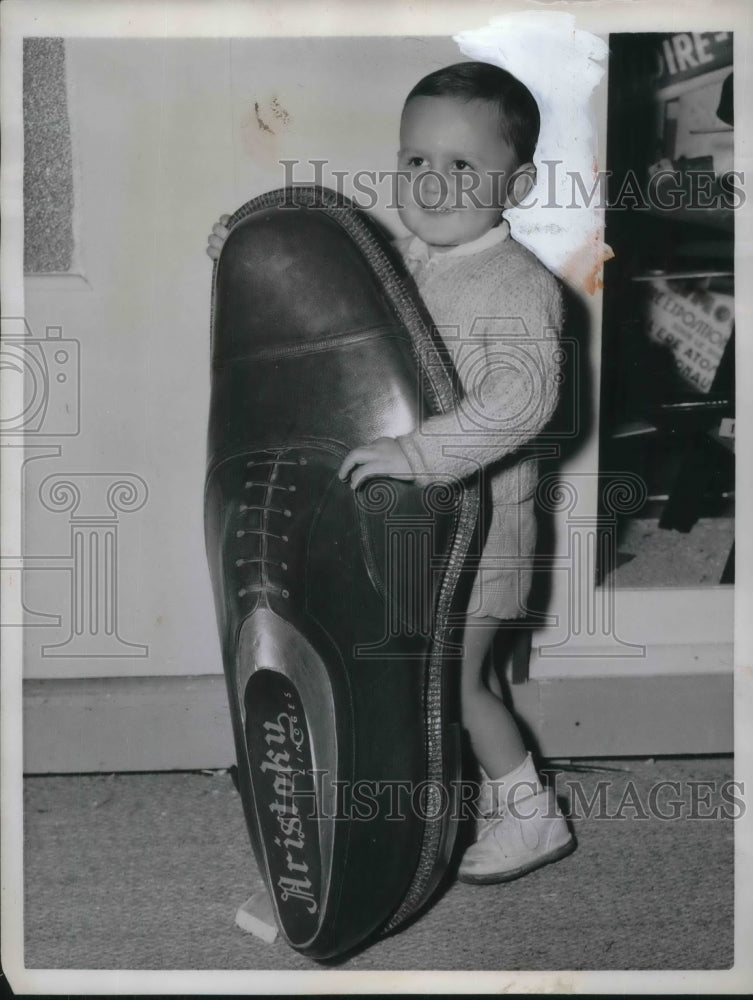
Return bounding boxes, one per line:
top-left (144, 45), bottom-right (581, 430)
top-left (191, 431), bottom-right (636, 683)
top-left (233, 448), bottom-right (307, 602)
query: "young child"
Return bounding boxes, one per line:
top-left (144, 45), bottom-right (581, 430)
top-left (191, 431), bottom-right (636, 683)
top-left (208, 61), bottom-right (574, 888)
top-left (338, 62), bottom-right (574, 883)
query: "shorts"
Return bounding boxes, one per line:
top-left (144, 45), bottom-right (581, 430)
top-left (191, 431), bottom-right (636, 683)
top-left (466, 496), bottom-right (537, 621)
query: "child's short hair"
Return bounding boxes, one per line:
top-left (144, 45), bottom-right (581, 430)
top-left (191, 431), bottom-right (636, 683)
top-left (404, 61), bottom-right (540, 166)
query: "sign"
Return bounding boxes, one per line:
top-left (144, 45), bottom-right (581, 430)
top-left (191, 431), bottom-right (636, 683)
top-left (656, 32), bottom-right (733, 89)
top-left (645, 279), bottom-right (734, 394)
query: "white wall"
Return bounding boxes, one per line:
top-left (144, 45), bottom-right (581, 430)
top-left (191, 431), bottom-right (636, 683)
top-left (23, 39), bottom-right (235, 678)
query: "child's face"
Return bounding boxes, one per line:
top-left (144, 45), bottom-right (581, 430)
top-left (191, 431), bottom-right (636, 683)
top-left (397, 95), bottom-right (524, 252)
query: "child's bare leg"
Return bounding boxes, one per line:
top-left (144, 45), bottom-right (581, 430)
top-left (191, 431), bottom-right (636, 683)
top-left (486, 650), bottom-right (503, 698)
top-left (460, 615), bottom-right (526, 778)
top-left (458, 617), bottom-right (575, 883)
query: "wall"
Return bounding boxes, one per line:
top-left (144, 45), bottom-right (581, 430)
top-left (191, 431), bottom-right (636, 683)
top-left (23, 39), bottom-right (236, 678)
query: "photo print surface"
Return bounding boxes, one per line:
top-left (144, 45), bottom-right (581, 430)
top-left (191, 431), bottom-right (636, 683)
top-left (2, 2), bottom-right (749, 994)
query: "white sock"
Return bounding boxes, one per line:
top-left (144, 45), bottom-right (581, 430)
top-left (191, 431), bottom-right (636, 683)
top-left (485, 753), bottom-right (544, 814)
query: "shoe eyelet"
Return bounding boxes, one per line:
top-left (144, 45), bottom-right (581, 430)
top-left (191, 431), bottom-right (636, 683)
top-left (281, 562), bottom-right (288, 571)
top-left (288, 485), bottom-right (296, 492)
top-left (238, 588), bottom-right (247, 597)
top-left (282, 535), bottom-right (288, 543)
top-left (283, 509), bottom-right (292, 518)
top-left (235, 558), bottom-right (244, 567)
top-left (236, 530), bottom-right (244, 538)
top-left (281, 589), bottom-right (290, 599)
top-left (299, 457), bottom-right (307, 466)
top-left (239, 503), bottom-right (246, 512)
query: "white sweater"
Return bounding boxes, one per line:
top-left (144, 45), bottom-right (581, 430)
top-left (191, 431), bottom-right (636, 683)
top-left (394, 222), bottom-right (564, 505)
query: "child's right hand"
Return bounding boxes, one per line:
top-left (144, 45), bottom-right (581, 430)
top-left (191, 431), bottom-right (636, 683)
top-left (206, 214), bottom-right (230, 260)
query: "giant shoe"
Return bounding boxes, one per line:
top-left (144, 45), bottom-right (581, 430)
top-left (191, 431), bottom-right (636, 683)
top-left (204, 187), bottom-right (479, 959)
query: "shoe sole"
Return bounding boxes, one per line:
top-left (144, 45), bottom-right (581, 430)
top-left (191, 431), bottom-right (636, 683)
top-left (457, 836), bottom-right (576, 885)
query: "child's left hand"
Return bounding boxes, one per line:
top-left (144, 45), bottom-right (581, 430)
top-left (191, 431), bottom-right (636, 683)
top-left (338, 437), bottom-right (414, 489)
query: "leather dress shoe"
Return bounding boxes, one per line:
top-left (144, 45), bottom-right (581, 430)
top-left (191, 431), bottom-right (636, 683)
top-left (204, 187), bottom-right (479, 958)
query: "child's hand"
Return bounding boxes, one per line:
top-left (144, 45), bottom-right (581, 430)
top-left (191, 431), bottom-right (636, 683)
top-left (206, 214), bottom-right (230, 260)
top-left (338, 437), bottom-right (414, 489)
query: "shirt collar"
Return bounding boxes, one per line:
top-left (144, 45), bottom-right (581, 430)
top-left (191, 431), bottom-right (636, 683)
top-left (404, 218), bottom-right (510, 266)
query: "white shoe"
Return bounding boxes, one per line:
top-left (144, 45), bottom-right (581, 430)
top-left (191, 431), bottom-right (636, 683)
top-left (458, 787), bottom-right (574, 883)
top-left (458, 754), bottom-right (574, 884)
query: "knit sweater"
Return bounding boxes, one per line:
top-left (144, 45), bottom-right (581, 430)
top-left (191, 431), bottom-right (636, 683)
top-left (394, 222), bottom-right (564, 505)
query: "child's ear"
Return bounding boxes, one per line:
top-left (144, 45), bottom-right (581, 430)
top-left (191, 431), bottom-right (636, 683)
top-left (504, 162), bottom-right (536, 209)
